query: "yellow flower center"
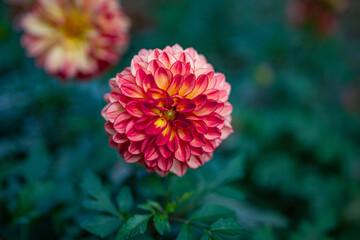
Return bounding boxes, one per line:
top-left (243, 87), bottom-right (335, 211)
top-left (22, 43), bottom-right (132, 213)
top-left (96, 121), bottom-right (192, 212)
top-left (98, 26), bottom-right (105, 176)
top-left (60, 9), bottom-right (91, 39)
top-left (163, 109), bottom-right (177, 121)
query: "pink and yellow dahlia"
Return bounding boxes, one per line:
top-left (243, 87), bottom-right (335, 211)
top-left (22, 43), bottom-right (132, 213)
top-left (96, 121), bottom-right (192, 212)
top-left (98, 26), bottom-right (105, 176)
top-left (21, 0), bottom-right (130, 80)
top-left (102, 44), bottom-right (233, 177)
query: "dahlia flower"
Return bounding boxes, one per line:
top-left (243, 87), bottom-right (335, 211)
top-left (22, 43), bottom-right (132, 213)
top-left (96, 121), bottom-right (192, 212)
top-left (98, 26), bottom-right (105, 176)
top-left (287, 0), bottom-right (346, 35)
top-left (21, 0), bottom-right (130, 80)
top-left (5, 0), bottom-right (35, 28)
top-left (102, 44), bottom-right (233, 177)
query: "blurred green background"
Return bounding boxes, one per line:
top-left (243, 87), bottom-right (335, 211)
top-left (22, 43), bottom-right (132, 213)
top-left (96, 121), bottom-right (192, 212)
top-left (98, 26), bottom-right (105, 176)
top-left (1, 0), bottom-right (360, 239)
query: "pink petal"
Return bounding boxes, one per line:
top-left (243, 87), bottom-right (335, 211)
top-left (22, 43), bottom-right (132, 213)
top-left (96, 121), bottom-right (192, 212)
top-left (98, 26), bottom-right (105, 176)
top-left (128, 141), bottom-right (142, 155)
top-left (170, 159), bottom-right (189, 177)
top-left (156, 123), bottom-right (171, 145)
top-left (186, 74), bottom-right (209, 99)
top-left (147, 60), bottom-right (165, 75)
top-left (144, 143), bottom-right (160, 161)
top-left (127, 128), bottom-right (146, 141)
top-left (141, 102), bottom-right (162, 116)
top-left (170, 61), bottom-right (186, 76)
top-left (126, 100), bottom-right (144, 118)
top-left (135, 69), bottom-right (147, 86)
top-left (123, 151), bottom-right (142, 163)
top-left (105, 102), bottom-right (125, 122)
top-left (113, 112), bottom-right (132, 134)
top-left (154, 67), bottom-right (172, 90)
top-left (187, 155), bottom-right (205, 169)
top-left (193, 100), bottom-right (218, 116)
top-left (121, 83), bottom-right (146, 99)
top-left (193, 94), bottom-right (207, 111)
top-left (178, 128), bottom-right (195, 142)
top-left (167, 128), bottom-right (180, 152)
top-left (174, 142), bottom-right (191, 162)
top-left (176, 99), bottom-right (196, 112)
top-left (167, 75), bottom-right (183, 96)
top-left (203, 114), bottom-right (223, 127)
top-left (178, 74), bottom-right (196, 96)
top-left (142, 74), bottom-right (155, 92)
top-left (158, 157), bottom-right (173, 171)
top-left (145, 117), bottom-right (168, 135)
top-left (147, 88), bottom-right (166, 99)
top-left (204, 127), bottom-right (222, 140)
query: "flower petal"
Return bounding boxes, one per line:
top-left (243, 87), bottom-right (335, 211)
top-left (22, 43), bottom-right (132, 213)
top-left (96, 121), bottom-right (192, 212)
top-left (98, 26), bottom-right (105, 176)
top-left (178, 74), bottom-right (196, 96)
top-left (148, 59), bottom-right (165, 75)
top-left (113, 112), bottom-right (132, 133)
top-left (145, 117), bottom-right (168, 135)
top-left (178, 128), bottom-right (195, 142)
top-left (141, 102), bottom-right (162, 116)
top-left (170, 61), bottom-right (186, 76)
top-left (170, 159), bottom-right (189, 177)
top-left (186, 74), bottom-right (209, 99)
top-left (127, 128), bottom-right (146, 141)
top-left (156, 123), bottom-right (171, 145)
top-left (123, 152), bottom-right (142, 163)
top-left (154, 67), bottom-right (172, 90)
top-left (167, 128), bottom-right (180, 152)
top-left (204, 127), bottom-right (222, 140)
top-left (203, 114), bottom-right (223, 127)
top-left (167, 75), bottom-right (183, 96)
top-left (121, 83), bottom-right (146, 98)
top-left (105, 102), bottom-right (125, 122)
top-left (174, 142), bottom-right (191, 162)
top-left (193, 100), bottom-right (218, 116)
top-left (126, 100), bottom-right (144, 117)
top-left (144, 143), bottom-right (160, 161)
top-left (176, 99), bottom-right (196, 112)
top-left (158, 157), bottom-right (173, 171)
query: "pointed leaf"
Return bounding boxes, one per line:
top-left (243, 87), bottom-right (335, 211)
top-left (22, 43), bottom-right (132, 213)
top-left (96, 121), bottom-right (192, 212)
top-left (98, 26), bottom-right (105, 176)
top-left (189, 205), bottom-right (235, 224)
top-left (153, 213), bottom-right (171, 235)
top-left (210, 218), bottom-right (244, 236)
top-left (116, 214), bottom-right (152, 239)
top-left (81, 170), bottom-right (118, 216)
top-left (81, 215), bottom-right (122, 238)
top-left (116, 187), bottom-right (133, 213)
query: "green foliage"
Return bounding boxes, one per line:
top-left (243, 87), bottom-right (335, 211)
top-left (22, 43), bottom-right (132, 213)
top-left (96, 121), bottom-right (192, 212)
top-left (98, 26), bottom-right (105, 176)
top-left (81, 215), bottom-right (122, 238)
top-left (116, 214), bottom-right (152, 239)
top-left (210, 218), bottom-right (243, 236)
top-left (81, 170), bottom-right (119, 216)
top-left (189, 205), bottom-right (236, 224)
top-left (153, 213), bottom-right (171, 235)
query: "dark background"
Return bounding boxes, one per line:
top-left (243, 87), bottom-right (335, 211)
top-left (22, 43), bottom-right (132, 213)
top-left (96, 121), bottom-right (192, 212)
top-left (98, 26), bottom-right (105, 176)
top-left (0, 0), bottom-right (360, 239)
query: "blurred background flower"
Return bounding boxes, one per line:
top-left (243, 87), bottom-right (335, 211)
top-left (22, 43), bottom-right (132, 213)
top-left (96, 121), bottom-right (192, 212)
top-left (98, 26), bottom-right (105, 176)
top-left (287, 0), bottom-right (347, 36)
top-left (4, 0), bottom-right (35, 28)
top-left (102, 44), bottom-right (233, 177)
top-left (20, 0), bottom-right (130, 81)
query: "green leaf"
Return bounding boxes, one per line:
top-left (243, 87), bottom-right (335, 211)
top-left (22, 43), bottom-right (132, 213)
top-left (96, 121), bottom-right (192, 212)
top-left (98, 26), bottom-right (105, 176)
top-left (210, 218), bottom-right (243, 236)
top-left (23, 142), bottom-right (50, 182)
top-left (176, 224), bottom-right (194, 240)
top-left (81, 170), bottom-right (119, 216)
top-left (190, 205), bottom-right (235, 224)
top-left (116, 214), bottom-right (152, 239)
top-left (200, 231), bottom-right (212, 240)
top-left (81, 215), bottom-right (122, 238)
top-left (165, 202), bottom-right (176, 214)
top-left (138, 200), bottom-right (163, 213)
top-left (216, 155), bottom-right (245, 185)
top-left (153, 213), bottom-right (170, 235)
top-left (116, 186), bottom-right (133, 213)
top-left (214, 185), bottom-right (245, 200)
